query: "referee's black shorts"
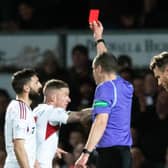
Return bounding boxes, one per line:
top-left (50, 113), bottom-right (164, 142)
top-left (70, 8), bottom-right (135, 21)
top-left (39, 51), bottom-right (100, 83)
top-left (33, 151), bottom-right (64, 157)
top-left (96, 146), bottom-right (132, 168)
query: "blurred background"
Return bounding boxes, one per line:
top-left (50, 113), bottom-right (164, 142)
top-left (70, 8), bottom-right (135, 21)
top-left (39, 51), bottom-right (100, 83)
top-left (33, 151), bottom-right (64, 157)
top-left (0, 0), bottom-right (168, 168)
top-left (0, 0), bottom-right (168, 30)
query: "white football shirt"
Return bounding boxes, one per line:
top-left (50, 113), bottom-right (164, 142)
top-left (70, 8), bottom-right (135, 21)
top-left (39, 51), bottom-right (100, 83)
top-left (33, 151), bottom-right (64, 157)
top-left (4, 100), bottom-right (36, 168)
top-left (33, 104), bottom-right (69, 168)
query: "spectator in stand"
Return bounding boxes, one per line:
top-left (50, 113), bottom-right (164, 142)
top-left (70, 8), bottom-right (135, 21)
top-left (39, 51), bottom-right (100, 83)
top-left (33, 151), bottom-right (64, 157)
top-left (133, 98), bottom-right (168, 168)
top-left (0, 88), bottom-right (10, 163)
top-left (118, 54), bottom-right (133, 70)
top-left (133, 76), bottom-right (146, 113)
top-left (0, 88), bottom-right (10, 135)
top-left (133, 72), bottom-right (157, 114)
top-left (67, 44), bottom-right (95, 110)
top-left (144, 71), bottom-right (158, 112)
top-left (68, 129), bottom-right (86, 152)
top-left (77, 79), bottom-right (95, 110)
top-left (14, 1), bottom-right (48, 30)
top-left (156, 88), bottom-right (168, 120)
top-left (141, 0), bottom-right (168, 28)
top-left (119, 67), bottom-right (134, 83)
top-left (36, 50), bottom-right (67, 85)
top-left (34, 50), bottom-right (68, 108)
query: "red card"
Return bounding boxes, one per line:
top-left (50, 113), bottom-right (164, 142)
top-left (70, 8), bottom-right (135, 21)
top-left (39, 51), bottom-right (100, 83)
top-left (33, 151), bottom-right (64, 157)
top-left (88, 9), bottom-right (99, 23)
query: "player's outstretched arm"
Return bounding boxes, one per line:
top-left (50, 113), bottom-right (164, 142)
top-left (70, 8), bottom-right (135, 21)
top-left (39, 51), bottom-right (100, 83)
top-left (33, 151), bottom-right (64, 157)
top-left (90, 21), bottom-right (107, 55)
top-left (34, 160), bottom-right (40, 168)
top-left (67, 108), bottom-right (91, 123)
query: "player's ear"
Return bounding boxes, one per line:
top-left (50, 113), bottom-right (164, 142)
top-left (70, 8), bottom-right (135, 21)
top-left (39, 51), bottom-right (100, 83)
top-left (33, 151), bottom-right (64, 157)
top-left (165, 65), bottom-right (168, 73)
top-left (97, 65), bottom-right (103, 73)
top-left (51, 94), bottom-right (57, 102)
top-left (23, 84), bottom-right (30, 93)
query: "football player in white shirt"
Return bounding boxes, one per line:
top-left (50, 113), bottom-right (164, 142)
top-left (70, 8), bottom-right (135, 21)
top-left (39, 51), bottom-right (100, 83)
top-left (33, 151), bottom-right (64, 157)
top-left (4, 69), bottom-right (42, 168)
top-left (34, 79), bottom-right (91, 168)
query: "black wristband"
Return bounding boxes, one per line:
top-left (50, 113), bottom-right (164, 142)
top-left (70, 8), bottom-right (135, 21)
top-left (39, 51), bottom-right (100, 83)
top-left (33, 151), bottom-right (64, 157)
top-left (82, 148), bottom-right (92, 155)
top-left (95, 39), bottom-right (105, 46)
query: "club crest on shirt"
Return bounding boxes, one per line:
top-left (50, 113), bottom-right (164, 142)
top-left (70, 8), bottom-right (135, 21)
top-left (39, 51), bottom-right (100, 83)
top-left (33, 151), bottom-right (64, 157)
top-left (31, 127), bottom-right (35, 134)
top-left (27, 126), bottom-right (29, 132)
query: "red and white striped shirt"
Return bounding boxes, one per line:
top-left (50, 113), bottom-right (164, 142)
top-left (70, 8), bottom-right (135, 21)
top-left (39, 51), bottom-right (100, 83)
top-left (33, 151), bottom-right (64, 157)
top-left (4, 100), bottom-right (36, 168)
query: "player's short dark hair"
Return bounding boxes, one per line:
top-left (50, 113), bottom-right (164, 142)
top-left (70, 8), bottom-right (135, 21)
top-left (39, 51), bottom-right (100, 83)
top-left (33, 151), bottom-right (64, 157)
top-left (12, 68), bottom-right (37, 94)
top-left (43, 79), bottom-right (69, 93)
top-left (72, 44), bottom-right (88, 56)
top-left (150, 51), bottom-right (168, 71)
top-left (93, 52), bottom-right (118, 73)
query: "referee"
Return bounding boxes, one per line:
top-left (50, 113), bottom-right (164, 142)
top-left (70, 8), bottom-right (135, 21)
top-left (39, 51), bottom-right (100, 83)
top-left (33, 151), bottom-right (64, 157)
top-left (75, 21), bottom-right (133, 168)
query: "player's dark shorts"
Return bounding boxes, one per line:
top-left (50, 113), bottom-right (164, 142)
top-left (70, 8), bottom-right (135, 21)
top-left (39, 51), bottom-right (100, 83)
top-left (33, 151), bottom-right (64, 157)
top-left (96, 146), bottom-right (132, 168)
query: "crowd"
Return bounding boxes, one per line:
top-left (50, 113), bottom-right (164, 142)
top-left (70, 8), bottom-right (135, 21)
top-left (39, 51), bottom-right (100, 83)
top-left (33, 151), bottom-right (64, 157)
top-left (0, 0), bottom-right (168, 31)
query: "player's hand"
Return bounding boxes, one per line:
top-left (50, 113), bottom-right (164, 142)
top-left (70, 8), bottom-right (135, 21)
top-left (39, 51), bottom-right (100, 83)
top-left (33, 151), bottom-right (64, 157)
top-left (56, 147), bottom-right (68, 159)
top-left (34, 160), bottom-right (40, 168)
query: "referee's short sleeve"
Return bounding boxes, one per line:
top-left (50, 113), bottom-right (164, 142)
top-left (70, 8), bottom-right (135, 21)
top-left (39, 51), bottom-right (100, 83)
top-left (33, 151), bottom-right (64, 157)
top-left (93, 82), bottom-right (115, 115)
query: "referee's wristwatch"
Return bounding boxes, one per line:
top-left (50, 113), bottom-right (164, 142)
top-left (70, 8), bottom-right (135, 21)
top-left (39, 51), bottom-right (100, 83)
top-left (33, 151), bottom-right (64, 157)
top-left (95, 39), bottom-right (105, 46)
top-left (82, 148), bottom-right (92, 155)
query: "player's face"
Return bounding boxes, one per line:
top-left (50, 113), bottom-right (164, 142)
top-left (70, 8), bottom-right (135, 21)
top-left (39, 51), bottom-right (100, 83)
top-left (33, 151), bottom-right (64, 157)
top-left (153, 66), bottom-right (168, 91)
top-left (28, 75), bottom-right (42, 98)
top-left (54, 88), bottom-right (71, 109)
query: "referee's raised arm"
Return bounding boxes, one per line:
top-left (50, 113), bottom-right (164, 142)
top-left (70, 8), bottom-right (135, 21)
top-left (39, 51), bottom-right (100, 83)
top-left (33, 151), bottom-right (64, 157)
top-left (89, 21), bottom-right (107, 55)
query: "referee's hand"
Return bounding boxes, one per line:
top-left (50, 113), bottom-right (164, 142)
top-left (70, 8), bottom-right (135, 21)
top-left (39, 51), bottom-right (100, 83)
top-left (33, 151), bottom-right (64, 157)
top-left (74, 153), bottom-right (89, 168)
